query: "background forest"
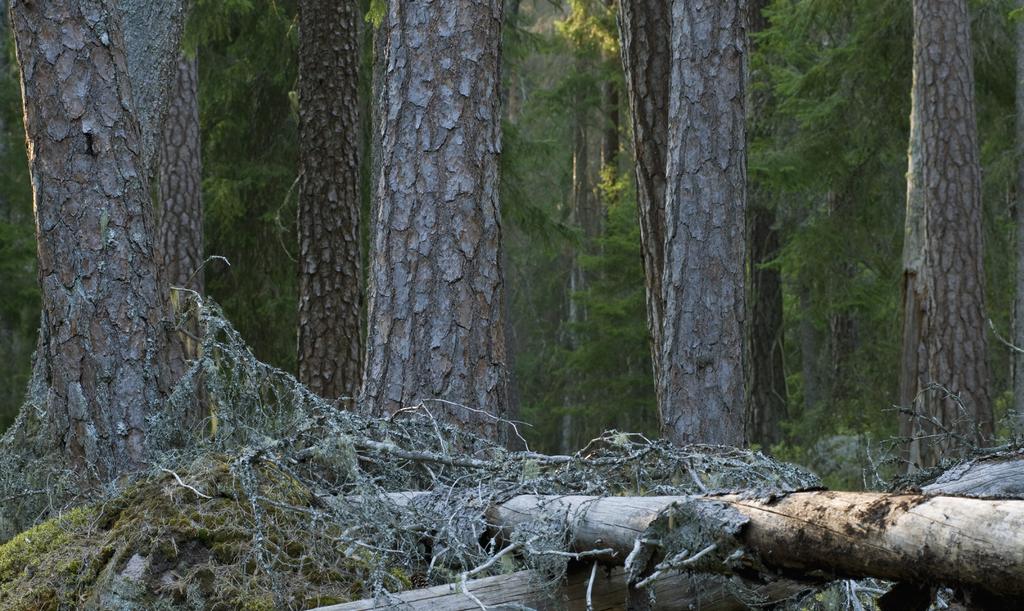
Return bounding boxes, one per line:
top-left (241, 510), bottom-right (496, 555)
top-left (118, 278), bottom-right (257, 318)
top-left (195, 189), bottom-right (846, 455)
top-left (0, 0), bottom-right (1019, 488)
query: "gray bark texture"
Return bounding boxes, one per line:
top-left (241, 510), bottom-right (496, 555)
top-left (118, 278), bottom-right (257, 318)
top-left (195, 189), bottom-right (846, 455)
top-left (899, 0), bottom-right (992, 468)
top-left (659, 0), bottom-right (747, 445)
top-left (745, 0), bottom-right (786, 448)
top-left (361, 0), bottom-right (510, 441)
top-left (617, 0), bottom-right (670, 397)
top-left (1014, 0), bottom-right (1024, 433)
top-left (158, 54), bottom-right (203, 293)
top-left (9, 0), bottom-right (174, 482)
top-left (297, 0), bottom-right (363, 400)
top-left (119, 0), bottom-right (187, 176)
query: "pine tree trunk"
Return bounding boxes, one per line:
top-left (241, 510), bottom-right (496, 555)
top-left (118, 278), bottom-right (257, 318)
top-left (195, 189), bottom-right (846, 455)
top-left (745, 0), bottom-right (787, 447)
top-left (297, 0), bottom-right (363, 400)
top-left (361, 0), bottom-right (510, 441)
top-left (900, 0), bottom-right (992, 468)
top-left (158, 55), bottom-right (204, 293)
top-left (659, 0), bottom-right (747, 446)
top-left (618, 0), bottom-right (670, 398)
top-left (1014, 0), bottom-right (1024, 434)
top-left (9, 0), bottom-right (174, 482)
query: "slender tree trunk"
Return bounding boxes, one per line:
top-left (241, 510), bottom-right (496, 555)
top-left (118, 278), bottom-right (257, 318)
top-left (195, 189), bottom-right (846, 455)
top-left (158, 55), bottom-right (204, 293)
top-left (745, 0), bottom-right (786, 448)
top-left (747, 205), bottom-right (786, 446)
top-left (361, 0), bottom-right (510, 441)
top-left (658, 0), bottom-right (747, 446)
top-left (798, 286), bottom-right (823, 413)
top-left (1014, 0), bottom-right (1024, 434)
top-left (297, 0), bottom-right (363, 400)
top-left (618, 0), bottom-right (670, 401)
top-left (899, 0), bottom-right (991, 468)
top-left (9, 0), bottom-right (175, 482)
top-left (601, 0), bottom-right (620, 174)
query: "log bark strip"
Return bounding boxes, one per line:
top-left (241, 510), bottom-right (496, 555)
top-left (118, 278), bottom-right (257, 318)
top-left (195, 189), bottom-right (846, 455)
top-left (315, 566), bottom-right (801, 611)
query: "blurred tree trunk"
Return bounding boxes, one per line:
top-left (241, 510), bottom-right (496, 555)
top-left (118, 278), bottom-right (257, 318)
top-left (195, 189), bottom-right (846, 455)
top-left (1014, 0), bottom-right (1024, 434)
top-left (658, 0), bottom-right (747, 446)
top-left (362, 0), bottom-right (510, 441)
top-left (601, 0), bottom-right (620, 174)
top-left (9, 0), bottom-right (178, 482)
top-left (745, 0), bottom-right (787, 448)
top-left (799, 286), bottom-right (823, 413)
top-left (618, 0), bottom-right (669, 398)
top-left (899, 0), bottom-right (991, 468)
top-left (158, 56), bottom-right (204, 295)
top-left (297, 0), bottom-right (363, 400)
top-left (157, 53), bottom-right (204, 427)
top-left (120, 0), bottom-right (189, 175)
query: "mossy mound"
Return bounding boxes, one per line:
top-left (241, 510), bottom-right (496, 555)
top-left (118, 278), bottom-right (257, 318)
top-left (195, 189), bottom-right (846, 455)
top-left (0, 455), bottom-right (372, 610)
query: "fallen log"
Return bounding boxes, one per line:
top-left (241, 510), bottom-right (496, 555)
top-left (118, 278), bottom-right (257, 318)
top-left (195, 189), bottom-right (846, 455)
top-left (313, 565), bottom-right (805, 611)
top-left (487, 492), bottom-right (1024, 598)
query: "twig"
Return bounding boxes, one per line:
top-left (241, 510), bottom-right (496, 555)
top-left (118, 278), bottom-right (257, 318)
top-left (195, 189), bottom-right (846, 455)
top-left (420, 398), bottom-right (534, 451)
top-left (459, 539), bottom-right (531, 610)
top-left (354, 439), bottom-right (494, 470)
top-left (586, 561), bottom-right (598, 611)
top-left (636, 543), bottom-right (717, 589)
top-left (989, 319), bottom-right (1024, 354)
top-left (161, 468), bottom-right (212, 499)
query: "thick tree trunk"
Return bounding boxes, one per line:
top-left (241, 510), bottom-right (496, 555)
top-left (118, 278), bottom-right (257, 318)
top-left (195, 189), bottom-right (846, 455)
top-left (361, 0), bottom-right (510, 440)
top-left (617, 0), bottom-right (669, 397)
top-left (9, 0), bottom-right (175, 482)
top-left (1015, 0), bottom-right (1024, 434)
top-left (899, 0), bottom-right (992, 468)
top-left (658, 0), bottom-right (747, 445)
top-left (158, 55), bottom-right (204, 293)
top-left (297, 0), bottom-right (363, 400)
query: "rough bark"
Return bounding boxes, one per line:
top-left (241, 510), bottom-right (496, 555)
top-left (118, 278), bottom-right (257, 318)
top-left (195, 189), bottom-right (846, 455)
top-left (1015, 0), bottom-right (1024, 434)
top-left (119, 0), bottom-right (188, 175)
top-left (617, 0), bottom-right (670, 395)
top-left (899, 0), bottom-right (992, 468)
top-left (158, 55), bottom-right (204, 293)
top-left (361, 0), bottom-right (510, 440)
top-left (658, 0), bottom-right (747, 445)
top-left (297, 0), bottom-right (363, 400)
top-left (9, 0), bottom-right (173, 482)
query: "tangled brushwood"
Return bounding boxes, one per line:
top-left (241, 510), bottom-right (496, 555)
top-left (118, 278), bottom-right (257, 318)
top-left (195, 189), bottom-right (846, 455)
top-left (1, 295), bottom-right (905, 611)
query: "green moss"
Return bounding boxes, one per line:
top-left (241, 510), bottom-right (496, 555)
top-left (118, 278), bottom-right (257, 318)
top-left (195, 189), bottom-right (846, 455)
top-left (0, 456), bottom-right (371, 610)
top-left (0, 506), bottom-right (95, 582)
